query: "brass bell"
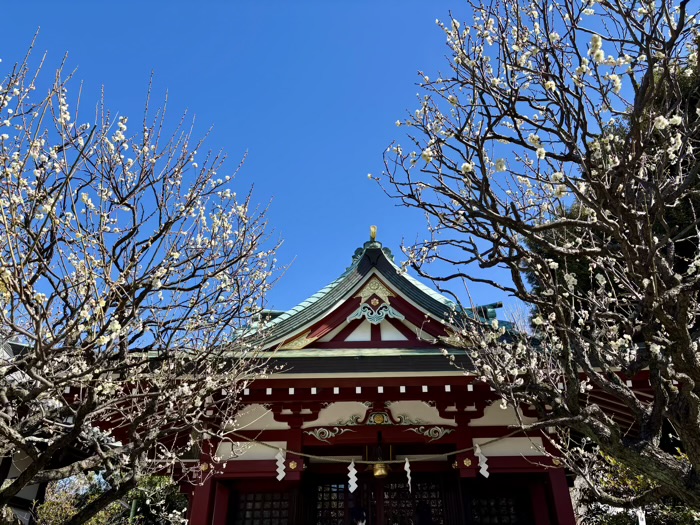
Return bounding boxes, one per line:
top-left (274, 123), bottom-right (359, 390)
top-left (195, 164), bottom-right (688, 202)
top-left (373, 463), bottom-right (389, 478)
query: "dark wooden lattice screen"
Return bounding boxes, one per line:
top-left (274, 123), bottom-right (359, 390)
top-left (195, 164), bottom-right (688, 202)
top-left (383, 479), bottom-right (445, 525)
top-left (469, 495), bottom-right (523, 524)
top-left (314, 482), bottom-right (348, 525)
top-left (232, 491), bottom-right (290, 525)
top-left (383, 480), bottom-right (412, 524)
top-left (415, 480), bottom-right (446, 524)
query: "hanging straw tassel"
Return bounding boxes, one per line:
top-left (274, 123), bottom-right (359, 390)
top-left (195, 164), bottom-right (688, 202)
top-left (275, 449), bottom-right (286, 481)
top-left (474, 444), bottom-right (489, 478)
top-left (348, 460), bottom-right (358, 493)
top-left (404, 457), bottom-right (412, 493)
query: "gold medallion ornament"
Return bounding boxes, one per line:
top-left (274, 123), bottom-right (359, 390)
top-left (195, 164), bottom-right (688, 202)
top-left (372, 413), bottom-right (387, 425)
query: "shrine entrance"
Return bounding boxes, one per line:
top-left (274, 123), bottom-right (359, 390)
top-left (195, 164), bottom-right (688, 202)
top-left (308, 473), bottom-right (447, 525)
top-left (304, 472), bottom-right (542, 525)
top-left (225, 472), bottom-right (545, 524)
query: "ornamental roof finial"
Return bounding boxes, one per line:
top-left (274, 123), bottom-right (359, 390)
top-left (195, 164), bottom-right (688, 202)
top-left (369, 225), bottom-right (377, 242)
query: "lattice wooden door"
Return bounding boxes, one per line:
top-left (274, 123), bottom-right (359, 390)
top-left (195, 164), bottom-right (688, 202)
top-left (307, 474), bottom-right (447, 525)
top-left (231, 490), bottom-right (290, 525)
top-left (382, 478), bottom-right (445, 525)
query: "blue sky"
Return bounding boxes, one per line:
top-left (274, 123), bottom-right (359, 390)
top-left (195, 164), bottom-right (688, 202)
top-left (2, 1), bottom-right (514, 312)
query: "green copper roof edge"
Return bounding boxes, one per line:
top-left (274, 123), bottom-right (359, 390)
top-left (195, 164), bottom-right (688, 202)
top-left (267, 348), bottom-right (459, 358)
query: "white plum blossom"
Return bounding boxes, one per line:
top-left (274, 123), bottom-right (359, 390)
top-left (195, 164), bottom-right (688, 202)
top-left (461, 162), bottom-right (475, 174)
top-left (654, 115), bottom-right (670, 130)
top-left (383, 0), bottom-right (700, 509)
top-left (421, 147), bottom-right (435, 163)
top-left (609, 74), bottom-right (622, 93)
top-left (527, 134), bottom-right (542, 146)
top-left (0, 47), bottom-right (277, 518)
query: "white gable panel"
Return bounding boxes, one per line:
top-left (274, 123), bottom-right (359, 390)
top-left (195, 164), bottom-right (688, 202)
top-left (231, 403), bottom-right (290, 430)
top-left (345, 320), bottom-right (373, 341)
top-left (217, 440), bottom-right (287, 461)
top-left (302, 401), bottom-right (369, 429)
top-left (387, 400), bottom-right (456, 425)
top-left (469, 401), bottom-right (537, 427)
top-left (380, 321), bottom-right (408, 341)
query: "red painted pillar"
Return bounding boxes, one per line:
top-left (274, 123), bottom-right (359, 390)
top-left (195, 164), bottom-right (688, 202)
top-left (531, 481), bottom-right (552, 525)
top-left (211, 481), bottom-right (231, 525)
top-left (285, 419), bottom-right (304, 482)
top-left (548, 468), bottom-right (576, 525)
top-left (189, 476), bottom-right (215, 525)
top-left (454, 413), bottom-right (477, 478)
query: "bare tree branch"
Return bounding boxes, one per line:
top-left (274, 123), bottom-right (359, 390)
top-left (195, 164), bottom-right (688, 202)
top-left (382, 0), bottom-right (700, 510)
top-left (0, 46), bottom-right (277, 523)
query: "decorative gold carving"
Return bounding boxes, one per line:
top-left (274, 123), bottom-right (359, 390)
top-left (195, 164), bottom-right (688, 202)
top-left (333, 414), bottom-right (364, 426)
top-left (370, 225), bottom-right (377, 241)
top-left (280, 331), bottom-right (317, 350)
top-left (405, 426), bottom-right (455, 442)
top-left (552, 458), bottom-right (561, 466)
top-left (304, 427), bottom-right (355, 443)
top-left (371, 413), bottom-right (387, 425)
top-left (289, 460), bottom-right (298, 470)
top-left (463, 458), bottom-right (472, 467)
top-left (355, 276), bottom-right (394, 304)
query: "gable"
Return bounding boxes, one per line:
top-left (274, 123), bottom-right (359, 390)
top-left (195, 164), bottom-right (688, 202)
top-left (257, 237), bottom-right (503, 368)
top-left (275, 274), bottom-right (449, 351)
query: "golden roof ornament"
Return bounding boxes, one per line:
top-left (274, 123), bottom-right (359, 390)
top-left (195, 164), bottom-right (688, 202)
top-left (360, 224), bottom-right (384, 253)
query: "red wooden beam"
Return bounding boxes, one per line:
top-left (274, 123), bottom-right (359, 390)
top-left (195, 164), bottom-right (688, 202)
top-left (388, 295), bottom-right (449, 338)
top-left (306, 297), bottom-right (362, 340)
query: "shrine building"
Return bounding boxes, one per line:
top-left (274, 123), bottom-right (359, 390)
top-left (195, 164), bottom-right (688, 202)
top-left (186, 230), bottom-right (577, 525)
